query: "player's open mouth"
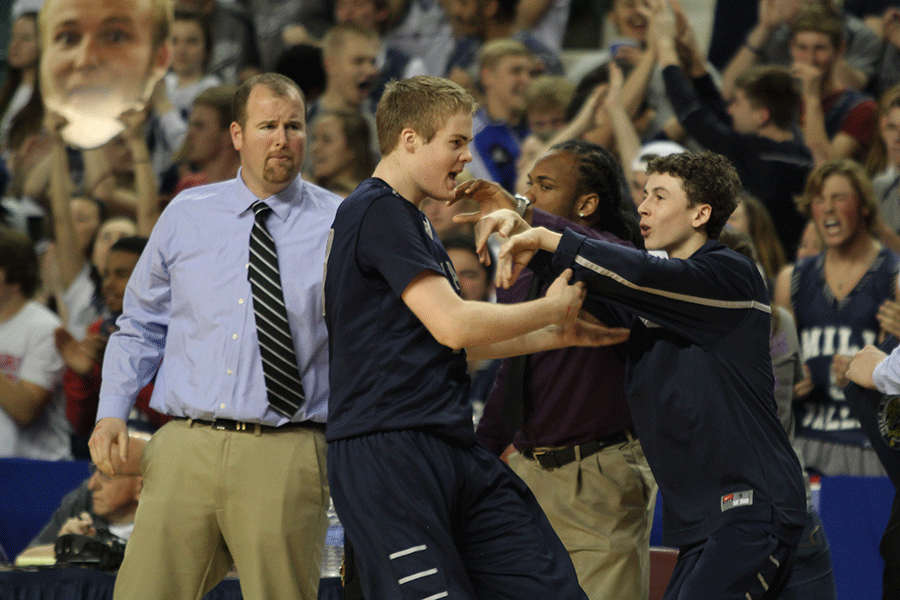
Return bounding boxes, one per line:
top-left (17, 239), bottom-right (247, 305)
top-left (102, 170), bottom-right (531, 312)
top-left (823, 218), bottom-right (840, 233)
top-left (640, 224), bottom-right (650, 236)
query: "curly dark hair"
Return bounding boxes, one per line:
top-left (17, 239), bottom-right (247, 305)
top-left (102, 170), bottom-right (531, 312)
top-left (646, 151), bottom-right (741, 240)
top-left (549, 139), bottom-right (643, 248)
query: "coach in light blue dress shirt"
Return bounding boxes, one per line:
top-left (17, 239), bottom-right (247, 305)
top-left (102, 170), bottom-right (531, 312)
top-left (89, 75), bottom-right (342, 600)
top-left (96, 169), bottom-right (336, 426)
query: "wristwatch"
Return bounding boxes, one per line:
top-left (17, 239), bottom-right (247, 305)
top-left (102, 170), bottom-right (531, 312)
top-left (514, 194), bottom-right (532, 217)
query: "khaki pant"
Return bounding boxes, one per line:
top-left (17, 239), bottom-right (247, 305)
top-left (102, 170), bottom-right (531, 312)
top-left (113, 419), bottom-right (329, 600)
top-left (509, 436), bottom-right (657, 600)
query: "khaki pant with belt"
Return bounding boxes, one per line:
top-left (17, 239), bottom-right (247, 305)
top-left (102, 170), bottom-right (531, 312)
top-left (113, 419), bottom-right (329, 600)
top-left (509, 435), bottom-right (657, 600)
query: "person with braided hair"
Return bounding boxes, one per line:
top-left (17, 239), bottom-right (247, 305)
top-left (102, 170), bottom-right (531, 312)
top-left (459, 139), bottom-right (657, 600)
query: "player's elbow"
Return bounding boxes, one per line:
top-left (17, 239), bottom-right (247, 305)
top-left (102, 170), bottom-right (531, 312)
top-left (431, 325), bottom-right (468, 351)
top-left (420, 302), bottom-right (472, 350)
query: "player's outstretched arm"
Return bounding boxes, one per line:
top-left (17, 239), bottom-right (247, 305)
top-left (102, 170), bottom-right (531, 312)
top-left (401, 268), bottom-right (583, 351)
top-left (464, 268), bottom-right (630, 360)
top-left (467, 309), bottom-right (631, 361)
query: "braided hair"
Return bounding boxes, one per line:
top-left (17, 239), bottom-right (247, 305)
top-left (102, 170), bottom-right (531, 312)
top-left (549, 139), bottom-right (643, 249)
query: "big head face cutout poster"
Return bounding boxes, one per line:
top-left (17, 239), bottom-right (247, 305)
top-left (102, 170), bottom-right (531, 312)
top-left (39, 0), bottom-right (171, 148)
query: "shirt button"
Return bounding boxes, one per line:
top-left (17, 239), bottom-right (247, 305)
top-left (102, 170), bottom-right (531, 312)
top-left (233, 334), bottom-right (238, 340)
top-left (220, 403), bottom-right (226, 409)
top-left (226, 369), bottom-right (233, 375)
top-left (238, 299), bottom-right (244, 304)
top-left (246, 263), bottom-right (250, 269)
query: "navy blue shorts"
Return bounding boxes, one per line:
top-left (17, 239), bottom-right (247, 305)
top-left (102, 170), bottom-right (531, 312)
top-left (328, 430), bottom-right (587, 600)
top-left (665, 520), bottom-right (798, 600)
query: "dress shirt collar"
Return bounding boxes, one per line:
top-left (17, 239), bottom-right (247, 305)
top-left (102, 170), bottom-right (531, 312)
top-left (234, 168), bottom-right (307, 223)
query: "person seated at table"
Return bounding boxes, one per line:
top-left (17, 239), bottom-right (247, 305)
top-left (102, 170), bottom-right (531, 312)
top-left (15, 431), bottom-right (147, 563)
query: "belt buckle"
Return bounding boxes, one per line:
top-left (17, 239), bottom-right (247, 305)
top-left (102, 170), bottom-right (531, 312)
top-left (212, 420), bottom-right (228, 431)
top-left (531, 448), bottom-right (551, 462)
top-left (530, 448), bottom-right (559, 470)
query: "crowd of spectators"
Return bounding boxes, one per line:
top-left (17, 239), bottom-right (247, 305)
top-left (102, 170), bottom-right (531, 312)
top-left (1, 0), bottom-right (899, 596)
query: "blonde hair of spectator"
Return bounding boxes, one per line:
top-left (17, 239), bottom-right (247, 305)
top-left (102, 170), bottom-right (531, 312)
top-left (322, 22), bottom-right (380, 60)
top-left (375, 75), bottom-right (476, 156)
top-left (477, 38), bottom-right (531, 73)
top-left (525, 75), bottom-right (574, 115)
top-left (795, 159), bottom-right (879, 233)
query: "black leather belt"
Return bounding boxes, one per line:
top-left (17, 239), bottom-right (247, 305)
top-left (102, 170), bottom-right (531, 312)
top-left (523, 430), bottom-right (633, 470)
top-left (177, 417), bottom-right (325, 433)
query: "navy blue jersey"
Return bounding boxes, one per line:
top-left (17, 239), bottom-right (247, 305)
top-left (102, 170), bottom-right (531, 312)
top-left (324, 178), bottom-right (474, 443)
top-left (533, 231), bottom-right (806, 548)
top-left (791, 248), bottom-right (899, 447)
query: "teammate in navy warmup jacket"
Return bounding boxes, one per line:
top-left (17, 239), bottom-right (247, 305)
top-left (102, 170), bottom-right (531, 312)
top-left (468, 151), bottom-right (807, 600)
top-left (323, 75), bottom-right (629, 600)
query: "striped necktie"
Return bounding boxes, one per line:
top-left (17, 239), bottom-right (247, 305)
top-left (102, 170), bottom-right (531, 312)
top-left (248, 200), bottom-right (305, 418)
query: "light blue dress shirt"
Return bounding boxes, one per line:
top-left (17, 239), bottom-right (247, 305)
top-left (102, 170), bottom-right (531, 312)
top-left (97, 171), bottom-right (342, 425)
top-left (874, 349), bottom-right (900, 396)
